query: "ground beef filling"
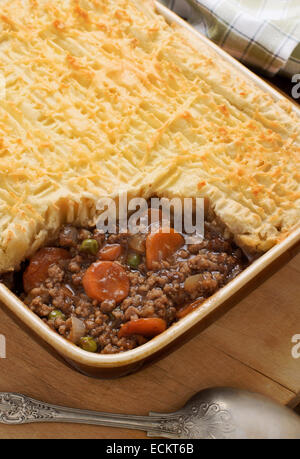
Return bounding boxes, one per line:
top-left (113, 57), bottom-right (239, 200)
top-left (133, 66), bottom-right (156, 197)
top-left (20, 223), bottom-right (246, 354)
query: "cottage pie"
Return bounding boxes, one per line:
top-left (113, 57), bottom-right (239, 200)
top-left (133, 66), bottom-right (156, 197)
top-left (0, 0), bottom-right (299, 353)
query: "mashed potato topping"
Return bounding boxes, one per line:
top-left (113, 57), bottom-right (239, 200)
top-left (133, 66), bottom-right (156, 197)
top-left (0, 0), bottom-right (299, 273)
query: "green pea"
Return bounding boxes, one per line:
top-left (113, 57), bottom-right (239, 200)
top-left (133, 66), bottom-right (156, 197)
top-left (127, 252), bottom-right (141, 269)
top-left (48, 309), bottom-right (65, 321)
top-left (80, 238), bottom-right (99, 255)
top-left (79, 336), bottom-right (98, 353)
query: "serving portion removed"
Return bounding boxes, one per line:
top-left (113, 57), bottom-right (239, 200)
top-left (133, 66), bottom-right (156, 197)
top-left (4, 205), bottom-right (246, 354)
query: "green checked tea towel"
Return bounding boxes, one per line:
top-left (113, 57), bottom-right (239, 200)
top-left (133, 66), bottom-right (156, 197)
top-left (160, 0), bottom-right (300, 78)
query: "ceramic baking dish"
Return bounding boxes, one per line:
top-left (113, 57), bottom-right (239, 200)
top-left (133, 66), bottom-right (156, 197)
top-left (0, 2), bottom-right (299, 378)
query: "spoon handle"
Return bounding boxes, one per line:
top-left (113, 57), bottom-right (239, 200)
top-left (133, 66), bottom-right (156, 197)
top-left (0, 392), bottom-right (179, 437)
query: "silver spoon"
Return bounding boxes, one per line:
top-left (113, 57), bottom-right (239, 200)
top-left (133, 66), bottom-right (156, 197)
top-left (0, 388), bottom-right (299, 439)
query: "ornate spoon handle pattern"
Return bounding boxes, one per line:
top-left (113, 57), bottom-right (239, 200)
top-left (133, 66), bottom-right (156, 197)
top-left (0, 392), bottom-right (235, 439)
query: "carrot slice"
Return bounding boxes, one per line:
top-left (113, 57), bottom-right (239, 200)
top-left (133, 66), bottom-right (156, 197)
top-left (23, 247), bottom-right (70, 293)
top-left (99, 244), bottom-right (122, 261)
top-left (176, 300), bottom-right (203, 319)
top-left (119, 318), bottom-right (167, 338)
top-left (83, 261), bottom-right (129, 303)
top-left (146, 227), bottom-right (184, 269)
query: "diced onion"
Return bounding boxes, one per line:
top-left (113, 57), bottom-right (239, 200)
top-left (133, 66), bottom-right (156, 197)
top-left (128, 234), bottom-right (146, 254)
top-left (69, 316), bottom-right (86, 344)
top-left (184, 274), bottom-right (202, 293)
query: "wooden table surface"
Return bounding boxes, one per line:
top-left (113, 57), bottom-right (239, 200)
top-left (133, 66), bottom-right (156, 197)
top-left (0, 250), bottom-right (299, 439)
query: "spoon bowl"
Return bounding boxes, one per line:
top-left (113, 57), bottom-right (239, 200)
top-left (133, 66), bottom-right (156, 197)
top-left (148, 387), bottom-right (300, 439)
